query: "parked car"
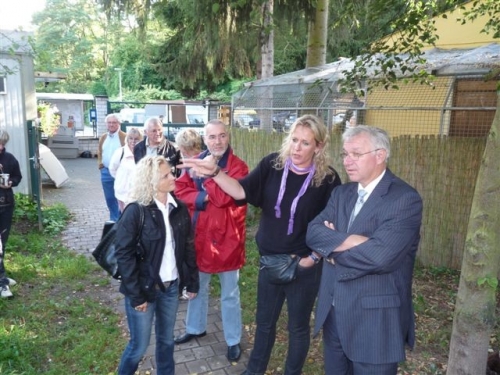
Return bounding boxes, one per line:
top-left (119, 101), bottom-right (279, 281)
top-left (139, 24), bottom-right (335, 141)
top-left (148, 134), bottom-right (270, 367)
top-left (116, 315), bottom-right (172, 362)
top-left (247, 111), bottom-right (297, 132)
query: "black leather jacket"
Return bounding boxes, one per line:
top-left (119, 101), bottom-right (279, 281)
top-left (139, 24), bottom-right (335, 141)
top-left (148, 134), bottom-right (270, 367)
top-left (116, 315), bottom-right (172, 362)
top-left (133, 137), bottom-right (180, 167)
top-left (0, 149), bottom-right (22, 207)
top-left (115, 199), bottom-right (199, 308)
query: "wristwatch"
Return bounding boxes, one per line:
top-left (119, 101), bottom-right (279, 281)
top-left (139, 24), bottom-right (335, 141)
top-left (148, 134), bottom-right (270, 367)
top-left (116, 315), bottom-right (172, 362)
top-left (207, 166), bottom-right (221, 178)
top-left (309, 252), bottom-right (320, 264)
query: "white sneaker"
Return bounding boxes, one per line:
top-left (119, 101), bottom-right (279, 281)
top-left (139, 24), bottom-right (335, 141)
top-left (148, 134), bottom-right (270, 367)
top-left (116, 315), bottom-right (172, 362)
top-left (1, 285), bottom-right (13, 298)
top-left (7, 278), bottom-right (16, 286)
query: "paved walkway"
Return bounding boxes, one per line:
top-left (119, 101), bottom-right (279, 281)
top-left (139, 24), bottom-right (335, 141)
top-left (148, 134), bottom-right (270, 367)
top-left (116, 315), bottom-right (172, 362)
top-left (42, 157), bottom-right (249, 375)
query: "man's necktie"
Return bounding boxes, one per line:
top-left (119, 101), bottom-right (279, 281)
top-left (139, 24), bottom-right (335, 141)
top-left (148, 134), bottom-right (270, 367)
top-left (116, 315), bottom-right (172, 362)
top-left (348, 189), bottom-right (367, 230)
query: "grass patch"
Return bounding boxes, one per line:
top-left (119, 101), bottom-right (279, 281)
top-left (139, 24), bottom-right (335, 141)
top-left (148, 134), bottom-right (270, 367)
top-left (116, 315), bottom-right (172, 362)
top-left (1, 196), bottom-right (125, 375)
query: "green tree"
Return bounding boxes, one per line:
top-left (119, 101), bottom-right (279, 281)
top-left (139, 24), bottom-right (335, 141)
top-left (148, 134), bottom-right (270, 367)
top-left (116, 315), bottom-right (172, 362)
top-left (33, 0), bottom-right (110, 93)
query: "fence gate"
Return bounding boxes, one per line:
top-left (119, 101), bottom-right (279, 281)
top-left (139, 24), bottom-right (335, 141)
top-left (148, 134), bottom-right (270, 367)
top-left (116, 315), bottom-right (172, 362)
top-left (27, 120), bottom-right (43, 230)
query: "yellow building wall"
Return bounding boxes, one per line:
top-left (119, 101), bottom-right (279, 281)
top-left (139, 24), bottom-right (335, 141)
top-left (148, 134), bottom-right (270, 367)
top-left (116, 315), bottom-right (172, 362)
top-left (384, 1), bottom-right (497, 51)
top-left (364, 77), bottom-right (453, 137)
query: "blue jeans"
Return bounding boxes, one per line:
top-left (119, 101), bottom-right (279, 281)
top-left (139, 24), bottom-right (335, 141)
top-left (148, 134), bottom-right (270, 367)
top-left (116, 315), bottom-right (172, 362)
top-left (185, 270), bottom-right (241, 346)
top-left (100, 167), bottom-right (120, 221)
top-left (245, 261), bottom-right (322, 375)
top-left (118, 280), bottom-right (179, 375)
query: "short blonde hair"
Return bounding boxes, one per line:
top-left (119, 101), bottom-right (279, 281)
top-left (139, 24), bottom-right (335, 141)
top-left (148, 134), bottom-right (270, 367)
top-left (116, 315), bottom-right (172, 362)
top-left (175, 129), bottom-right (202, 156)
top-left (0, 130), bottom-right (10, 145)
top-left (126, 127), bottom-right (143, 142)
top-left (129, 156), bottom-right (171, 205)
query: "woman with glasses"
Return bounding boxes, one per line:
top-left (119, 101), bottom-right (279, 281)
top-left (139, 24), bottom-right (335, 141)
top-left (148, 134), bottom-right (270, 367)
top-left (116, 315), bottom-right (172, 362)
top-left (115, 155), bottom-right (199, 375)
top-left (110, 127), bottom-right (143, 213)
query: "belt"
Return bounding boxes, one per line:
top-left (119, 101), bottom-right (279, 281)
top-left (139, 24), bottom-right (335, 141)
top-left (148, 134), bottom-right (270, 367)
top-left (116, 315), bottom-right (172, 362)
top-left (155, 279), bottom-right (176, 290)
top-left (325, 257), bottom-right (335, 265)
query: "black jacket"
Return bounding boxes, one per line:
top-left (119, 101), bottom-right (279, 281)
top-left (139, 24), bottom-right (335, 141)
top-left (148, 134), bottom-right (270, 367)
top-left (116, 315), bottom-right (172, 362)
top-left (133, 137), bottom-right (180, 167)
top-left (115, 199), bottom-right (199, 308)
top-left (0, 149), bottom-right (22, 207)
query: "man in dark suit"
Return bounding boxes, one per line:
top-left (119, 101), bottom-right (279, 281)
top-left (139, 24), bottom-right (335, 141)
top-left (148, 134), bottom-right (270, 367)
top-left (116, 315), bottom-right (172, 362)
top-left (306, 125), bottom-right (422, 374)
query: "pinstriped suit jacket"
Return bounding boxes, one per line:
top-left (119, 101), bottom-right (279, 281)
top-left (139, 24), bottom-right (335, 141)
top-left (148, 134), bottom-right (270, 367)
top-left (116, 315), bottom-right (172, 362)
top-left (306, 168), bottom-right (422, 365)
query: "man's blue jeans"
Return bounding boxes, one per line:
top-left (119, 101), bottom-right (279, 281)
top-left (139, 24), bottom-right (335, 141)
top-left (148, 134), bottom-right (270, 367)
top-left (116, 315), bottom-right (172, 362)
top-left (185, 270), bottom-right (241, 346)
top-left (100, 167), bottom-right (120, 221)
top-left (118, 280), bottom-right (179, 375)
top-left (245, 262), bottom-right (322, 375)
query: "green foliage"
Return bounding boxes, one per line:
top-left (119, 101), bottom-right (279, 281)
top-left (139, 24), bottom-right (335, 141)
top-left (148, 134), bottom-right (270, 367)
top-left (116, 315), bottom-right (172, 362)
top-left (125, 84), bottom-right (183, 102)
top-left (36, 103), bottom-right (60, 137)
top-left (0, 240), bottom-right (123, 374)
top-left (477, 276), bottom-right (499, 290)
top-left (89, 80), bottom-right (108, 96)
top-left (33, 0), bottom-right (111, 93)
top-left (13, 194), bottom-right (69, 235)
top-left (13, 193), bottom-right (39, 223)
top-left (1, 197), bottom-right (122, 374)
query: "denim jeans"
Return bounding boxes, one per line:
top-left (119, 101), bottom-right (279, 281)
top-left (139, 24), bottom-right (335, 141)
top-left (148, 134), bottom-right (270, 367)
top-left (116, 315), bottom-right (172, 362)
top-left (100, 167), bottom-right (120, 222)
top-left (118, 280), bottom-right (179, 375)
top-left (245, 261), bottom-right (322, 375)
top-left (185, 270), bottom-right (241, 346)
top-left (0, 204), bottom-right (14, 287)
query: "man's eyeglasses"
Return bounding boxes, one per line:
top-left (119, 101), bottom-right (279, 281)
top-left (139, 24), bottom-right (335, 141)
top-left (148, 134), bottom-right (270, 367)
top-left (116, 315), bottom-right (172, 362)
top-left (340, 149), bottom-right (381, 161)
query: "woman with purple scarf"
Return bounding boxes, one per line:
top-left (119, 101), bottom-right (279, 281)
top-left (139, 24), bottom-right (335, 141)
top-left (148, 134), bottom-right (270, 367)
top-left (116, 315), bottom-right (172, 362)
top-left (180, 115), bottom-right (341, 375)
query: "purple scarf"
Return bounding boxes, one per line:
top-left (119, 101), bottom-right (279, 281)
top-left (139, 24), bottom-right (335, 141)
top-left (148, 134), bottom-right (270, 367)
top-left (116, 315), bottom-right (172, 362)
top-left (274, 157), bottom-right (316, 235)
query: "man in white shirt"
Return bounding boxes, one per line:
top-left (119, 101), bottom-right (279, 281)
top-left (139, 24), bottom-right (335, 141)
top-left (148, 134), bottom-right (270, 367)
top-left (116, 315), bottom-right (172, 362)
top-left (97, 114), bottom-right (126, 221)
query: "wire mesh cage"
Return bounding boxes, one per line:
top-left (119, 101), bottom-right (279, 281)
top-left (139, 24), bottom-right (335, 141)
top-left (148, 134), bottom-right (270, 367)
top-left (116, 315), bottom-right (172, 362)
top-left (232, 44), bottom-right (499, 138)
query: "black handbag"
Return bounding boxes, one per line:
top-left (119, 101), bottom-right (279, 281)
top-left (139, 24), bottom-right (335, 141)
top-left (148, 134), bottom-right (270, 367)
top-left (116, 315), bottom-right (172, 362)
top-left (260, 254), bottom-right (300, 284)
top-left (92, 203), bottom-right (145, 279)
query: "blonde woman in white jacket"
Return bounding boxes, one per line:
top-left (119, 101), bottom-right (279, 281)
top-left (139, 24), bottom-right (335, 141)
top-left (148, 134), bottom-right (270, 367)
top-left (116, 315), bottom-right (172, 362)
top-left (109, 128), bottom-right (143, 213)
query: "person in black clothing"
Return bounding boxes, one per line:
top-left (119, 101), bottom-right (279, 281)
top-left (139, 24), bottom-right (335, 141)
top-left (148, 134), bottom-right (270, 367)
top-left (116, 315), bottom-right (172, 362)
top-left (0, 130), bottom-right (22, 298)
top-left (180, 114), bottom-right (342, 375)
top-left (115, 155), bottom-right (199, 375)
top-left (133, 117), bottom-right (180, 172)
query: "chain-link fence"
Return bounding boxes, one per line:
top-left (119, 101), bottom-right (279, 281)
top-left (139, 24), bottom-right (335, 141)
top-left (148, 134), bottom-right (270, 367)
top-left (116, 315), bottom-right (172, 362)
top-left (232, 75), bottom-right (497, 138)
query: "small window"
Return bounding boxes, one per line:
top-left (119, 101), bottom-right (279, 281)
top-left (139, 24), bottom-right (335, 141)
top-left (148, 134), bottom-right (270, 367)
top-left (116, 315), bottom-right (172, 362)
top-left (0, 76), bottom-right (6, 94)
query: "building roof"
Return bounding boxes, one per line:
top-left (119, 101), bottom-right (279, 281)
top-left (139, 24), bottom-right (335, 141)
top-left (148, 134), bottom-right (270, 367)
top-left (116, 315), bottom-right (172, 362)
top-left (36, 93), bottom-right (94, 101)
top-left (247, 43), bottom-right (500, 88)
top-left (0, 29), bottom-right (34, 55)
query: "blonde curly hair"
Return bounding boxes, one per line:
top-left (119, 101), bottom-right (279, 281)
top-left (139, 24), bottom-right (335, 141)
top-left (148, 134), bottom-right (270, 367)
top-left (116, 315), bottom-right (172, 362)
top-left (274, 114), bottom-right (334, 187)
top-left (129, 155), bottom-right (171, 205)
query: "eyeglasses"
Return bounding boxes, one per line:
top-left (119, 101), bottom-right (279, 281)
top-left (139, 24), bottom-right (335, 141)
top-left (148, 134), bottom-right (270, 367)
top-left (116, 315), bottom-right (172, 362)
top-left (127, 138), bottom-right (140, 143)
top-left (340, 149), bottom-right (381, 161)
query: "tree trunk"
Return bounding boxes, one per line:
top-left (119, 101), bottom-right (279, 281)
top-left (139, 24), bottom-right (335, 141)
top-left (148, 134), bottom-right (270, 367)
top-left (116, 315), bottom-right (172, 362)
top-left (306, 0), bottom-right (329, 68)
top-left (260, 0), bottom-right (274, 79)
top-left (259, 0), bottom-right (274, 132)
top-left (447, 92), bottom-right (500, 373)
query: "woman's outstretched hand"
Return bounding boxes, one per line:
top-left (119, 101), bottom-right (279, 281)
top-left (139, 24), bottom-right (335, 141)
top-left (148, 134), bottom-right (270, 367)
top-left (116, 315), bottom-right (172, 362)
top-left (178, 156), bottom-right (218, 178)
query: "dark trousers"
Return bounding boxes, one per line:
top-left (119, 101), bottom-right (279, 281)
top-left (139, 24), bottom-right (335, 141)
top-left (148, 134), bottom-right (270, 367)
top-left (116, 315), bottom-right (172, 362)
top-left (0, 204), bottom-right (14, 286)
top-left (323, 307), bottom-right (398, 375)
top-left (245, 261), bottom-right (321, 375)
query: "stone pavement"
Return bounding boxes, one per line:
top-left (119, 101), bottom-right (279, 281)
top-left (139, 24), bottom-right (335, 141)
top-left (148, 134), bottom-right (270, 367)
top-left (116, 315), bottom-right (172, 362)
top-left (42, 157), bottom-right (249, 375)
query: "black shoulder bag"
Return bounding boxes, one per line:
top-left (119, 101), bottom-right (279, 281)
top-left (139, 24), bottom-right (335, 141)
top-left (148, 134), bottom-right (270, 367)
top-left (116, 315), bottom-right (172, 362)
top-left (92, 203), bottom-right (145, 280)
